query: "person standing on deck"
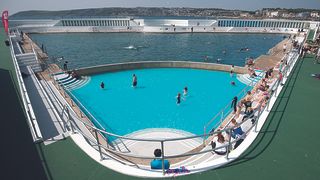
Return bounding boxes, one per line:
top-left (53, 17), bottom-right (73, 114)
top-left (63, 61), bottom-right (68, 71)
top-left (230, 65), bottom-right (235, 77)
top-left (231, 96), bottom-right (238, 113)
top-left (283, 44), bottom-right (287, 53)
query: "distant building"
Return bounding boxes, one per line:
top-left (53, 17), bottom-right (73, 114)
top-left (240, 13), bottom-right (250, 17)
top-left (268, 11), bottom-right (279, 17)
top-left (311, 12), bottom-right (319, 18)
top-left (296, 12), bottom-right (310, 18)
top-left (281, 12), bottom-right (295, 18)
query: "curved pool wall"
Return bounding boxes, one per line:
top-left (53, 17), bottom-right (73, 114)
top-left (70, 61), bottom-right (248, 137)
top-left (75, 61), bottom-right (247, 76)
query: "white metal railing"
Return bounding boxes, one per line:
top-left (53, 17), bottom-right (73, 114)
top-left (8, 33), bottom-right (43, 142)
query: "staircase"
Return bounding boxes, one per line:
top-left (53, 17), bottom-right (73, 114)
top-left (16, 53), bottom-right (42, 73)
top-left (237, 70), bottom-right (264, 86)
top-left (53, 72), bottom-right (90, 90)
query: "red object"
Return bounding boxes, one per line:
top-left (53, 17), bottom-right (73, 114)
top-left (2, 10), bottom-right (9, 34)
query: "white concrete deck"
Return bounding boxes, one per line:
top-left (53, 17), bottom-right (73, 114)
top-left (113, 129), bottom-right (202, 156)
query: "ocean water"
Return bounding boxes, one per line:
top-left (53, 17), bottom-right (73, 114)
top-left (30, 33), bottom-right (284, 69)
top-left (71, 68), bottom-right (246, 136)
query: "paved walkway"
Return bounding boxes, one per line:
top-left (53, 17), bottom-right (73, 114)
top-left (254, 38), bottom-right (292, 70)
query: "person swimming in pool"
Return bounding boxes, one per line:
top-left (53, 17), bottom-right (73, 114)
top-left (176, 93), bottom-right (181, 105)
top-left (183, 87), bottom-right (188, 96)
top-left (132, 74), bottom-right (137, 87)
top-left (231, 81), bottom-right (236, 86)
top-left (100, 81), bottom-right (105, 89)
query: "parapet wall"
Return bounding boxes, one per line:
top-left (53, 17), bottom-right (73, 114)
top-left (75, 61), bottom-right (248, 76)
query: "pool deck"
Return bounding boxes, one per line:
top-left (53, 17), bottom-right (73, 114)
top-left (2, 27), bottom-right (320, 179)
top-left (254, 38), bottom-right (292, 70)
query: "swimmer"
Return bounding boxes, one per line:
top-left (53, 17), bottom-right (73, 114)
top-left (204, 55), bottom-right (208, 62)
top-left (100, 81), bottom-right (105, 89)
top-left (222, 49), bottom-right (226, 55)
top-left (176, 93), bottom-right (181, 105)
top-left (183, 87), bottom-right (188, 96)
top-left (240, 47), bottom-right (250, 52)
top-left (132, 74), bottom-right (137, 87)
top-left (217, 58), bottom-right (221, 63)
top-left (231, 81), bottom-right (236, 86)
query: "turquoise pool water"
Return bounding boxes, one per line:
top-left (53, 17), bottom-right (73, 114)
top-left (71, 68), bottom-right (246, 136)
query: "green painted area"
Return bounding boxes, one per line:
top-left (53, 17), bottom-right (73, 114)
top-left (307, 29), bottom-right (315, 41)
top-left (0, 28), bottom-right (18, 85)
top-left (40, 56), bottom-right (320, 180)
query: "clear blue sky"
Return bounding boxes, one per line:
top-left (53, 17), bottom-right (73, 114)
top-left (1, 0), bottom-right (320, 15)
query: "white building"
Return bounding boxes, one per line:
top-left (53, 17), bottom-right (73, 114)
top-left (311, 12), bottom-right (320, 18)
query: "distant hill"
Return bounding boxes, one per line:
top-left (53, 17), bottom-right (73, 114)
top-left (10, 7), bottom-right (320, 20)
top-left (9, 7), bottom-right (243, 19)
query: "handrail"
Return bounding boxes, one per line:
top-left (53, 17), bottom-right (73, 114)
top-left (8, 32), bottom-right (43, 142)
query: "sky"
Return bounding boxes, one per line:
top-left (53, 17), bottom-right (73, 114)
top-left (1, 0), bottom-right (320, 15)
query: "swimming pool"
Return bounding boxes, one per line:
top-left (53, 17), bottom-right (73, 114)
top-left (71, 68), bottom-right (247, 136)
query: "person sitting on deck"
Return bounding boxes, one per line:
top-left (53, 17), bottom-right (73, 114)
top-left (229, 119), bottom-right (245, 139)
top-left (246, 58), bottom-right (254, 67)
top-left (257, 78), bottom-right (269, 92)
top-left (248, 67), bottom-right (257, 78)
top-left (150, 149), bottom-right (170, 170)
top-left (242, 107), bottom-right (255, 123)
top-left (211, 132), bottom-right (228, 155)
top-left (71, 70), bottom-right (79, 79)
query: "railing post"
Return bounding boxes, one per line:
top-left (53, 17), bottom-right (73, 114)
top-left (66, 107), bottom-right (75, 134)
top-left (161, 141), bottom-right (165, 176)
top-left (220, 111), bottom-right (224, 124)
top-left (274, 81), bottom-right (279, 97)
top-left (94, 129), bottom-right (103, 161)
top-left (266, 96), bottom-right (271, 111)
top-left (254, 108), bottom-right (261, 132)
top-left (226, 128), bottom-right (232, 159)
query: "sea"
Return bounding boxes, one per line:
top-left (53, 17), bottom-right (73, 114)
top-left (30, 32), bottom-right (285, 69)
